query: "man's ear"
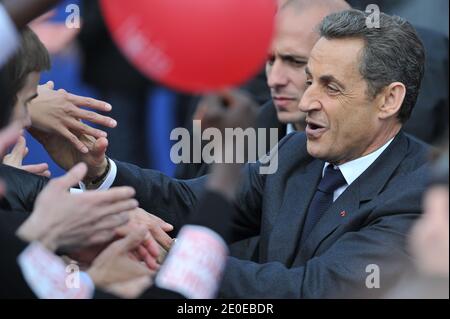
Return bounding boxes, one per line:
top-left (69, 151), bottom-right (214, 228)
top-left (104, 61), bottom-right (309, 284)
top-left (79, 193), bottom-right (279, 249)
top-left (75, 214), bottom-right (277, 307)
top-left (377, 82), bottom-right (406, 120)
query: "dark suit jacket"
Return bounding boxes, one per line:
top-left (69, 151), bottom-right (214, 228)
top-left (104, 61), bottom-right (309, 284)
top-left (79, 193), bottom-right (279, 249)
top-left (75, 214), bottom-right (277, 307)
top-left (113, 130), bottom-right (430, 298)
top-left (0, 209), bottom-right (37, 298)
top-left (0, 164), bottom-right (48, 212)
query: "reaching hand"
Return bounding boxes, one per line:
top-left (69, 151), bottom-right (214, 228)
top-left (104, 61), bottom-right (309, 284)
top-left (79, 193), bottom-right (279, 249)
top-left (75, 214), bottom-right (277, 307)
top-left (29, 81), bottom-right (116, 154)
top-left (196, 90), bottom-right (258, 133)
top-left (117, 208), bottom-right (174, 251)
top-left (2, 135), bottom-right (51, 177)
top-left (88, 227), bottom-right (158, 298)
top-left (29, 11), bottom-right (80, 54)
top-left (28, 127), bottom-right (109, 184)
top-left (115, 208), bottom-right (174, 267)
top-left (198, 90), bottom-right (259, 199)
top-left (16, 163), bottom-right (138, 252)
top-left (0, 121), bottom-right (22, 198)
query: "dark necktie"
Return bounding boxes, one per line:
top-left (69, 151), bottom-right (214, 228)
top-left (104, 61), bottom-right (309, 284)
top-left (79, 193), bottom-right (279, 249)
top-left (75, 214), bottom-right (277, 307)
top-left (300, 165), bottom-right (347, 243)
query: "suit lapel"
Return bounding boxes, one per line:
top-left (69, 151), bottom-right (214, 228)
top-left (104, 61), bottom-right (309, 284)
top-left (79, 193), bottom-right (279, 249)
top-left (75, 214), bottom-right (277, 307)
top-left (294, 132), bottom-right (410, 263)
top-left (266, 158), bottom-right (324, 264)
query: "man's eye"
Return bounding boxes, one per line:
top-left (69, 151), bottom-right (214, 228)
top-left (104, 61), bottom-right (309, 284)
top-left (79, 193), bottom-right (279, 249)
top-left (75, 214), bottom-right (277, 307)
top-left (327, 85), bottom-right (340, 94)
top-left (290, 60), bottom-right (306, 67)
top-left (292, 60), bottom-right (306, 66)
top-left (306, 80), bottom-right (313, 86)
top-left (267, 55), bottom-right (275, 65)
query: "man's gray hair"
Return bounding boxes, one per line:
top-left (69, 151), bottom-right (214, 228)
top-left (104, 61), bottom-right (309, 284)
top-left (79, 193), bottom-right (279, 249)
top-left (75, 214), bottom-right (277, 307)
top-left (319, 9), bottom-right (425, 123)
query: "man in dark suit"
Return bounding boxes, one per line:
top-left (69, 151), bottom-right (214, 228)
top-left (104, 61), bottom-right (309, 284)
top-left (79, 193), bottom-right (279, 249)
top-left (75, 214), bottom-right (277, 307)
top-left (37, 8), bottom-right (430, 298)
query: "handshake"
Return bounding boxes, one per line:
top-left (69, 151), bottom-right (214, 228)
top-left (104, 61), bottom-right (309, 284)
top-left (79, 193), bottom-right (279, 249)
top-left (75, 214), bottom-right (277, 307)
top-left (15, 162), bottom-right (175, 298)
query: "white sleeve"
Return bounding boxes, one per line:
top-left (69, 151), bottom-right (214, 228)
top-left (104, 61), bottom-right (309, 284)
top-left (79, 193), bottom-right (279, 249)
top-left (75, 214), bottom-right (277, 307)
top-left (17, 242), bottom-right (94, 299)
top-left (0, 3), bottom-right (19, 67)
top-left (78, 158), bottom-right (118, 191)
top-left (155, 225), bottom-right (228, 299)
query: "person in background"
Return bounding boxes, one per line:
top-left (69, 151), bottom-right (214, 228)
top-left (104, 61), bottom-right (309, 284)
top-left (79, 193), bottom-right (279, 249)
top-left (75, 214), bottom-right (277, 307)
top-left (386, 138), bottom-right (449, 299)
top-left (175, 0), bottom-right (350, 181)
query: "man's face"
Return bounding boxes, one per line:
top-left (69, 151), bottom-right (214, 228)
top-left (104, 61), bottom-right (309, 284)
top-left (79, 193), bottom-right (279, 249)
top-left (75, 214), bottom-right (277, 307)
top-left (266, 8), bottom-right (323, 125)
top-left (299, 37), bottom-right (384, 164)
top-left (13, 71), bottom-right (40, 129)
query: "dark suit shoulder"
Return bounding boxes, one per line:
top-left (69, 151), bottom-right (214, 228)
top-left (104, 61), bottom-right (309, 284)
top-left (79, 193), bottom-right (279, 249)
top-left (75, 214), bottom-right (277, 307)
top-left (275, 132), bottom-right (310, 163)
top-left (397, 133), bottom-right (431, 174)
top-left (0, 164), bottom-right (48, 212)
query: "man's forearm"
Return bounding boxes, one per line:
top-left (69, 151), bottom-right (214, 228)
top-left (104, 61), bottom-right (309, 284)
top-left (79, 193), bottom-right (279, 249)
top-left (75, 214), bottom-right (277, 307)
top-left (113, 160), bottom-right (206, 231)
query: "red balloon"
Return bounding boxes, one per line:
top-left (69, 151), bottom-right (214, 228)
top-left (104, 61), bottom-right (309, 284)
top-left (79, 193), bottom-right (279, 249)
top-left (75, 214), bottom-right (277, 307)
top-left (100, 0), bottom-right (276, 93)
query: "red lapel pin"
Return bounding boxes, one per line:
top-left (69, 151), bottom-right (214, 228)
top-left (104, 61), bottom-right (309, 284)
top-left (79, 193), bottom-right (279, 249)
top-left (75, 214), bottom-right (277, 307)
top-left (340, 210), bottom-right (346, 217)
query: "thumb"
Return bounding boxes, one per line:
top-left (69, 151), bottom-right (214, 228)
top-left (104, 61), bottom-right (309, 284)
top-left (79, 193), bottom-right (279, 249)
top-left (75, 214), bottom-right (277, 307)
top-left (92, 137), bottom-right (108, 158)
top-left (8, 136), bottom-right (27, 165)
top-left (45, 80), bottom-right (55, 89)
top-left (0, 122), bottom-right (21, 157)
top-left (50, 162), bottom-right (87, 190)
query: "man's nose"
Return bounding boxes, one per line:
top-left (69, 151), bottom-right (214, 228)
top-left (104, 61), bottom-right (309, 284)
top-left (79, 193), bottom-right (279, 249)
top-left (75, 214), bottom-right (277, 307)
top-left (298, 85), bottom-right (321, 113)
top-left (267, 61), bottom-right (288, 88)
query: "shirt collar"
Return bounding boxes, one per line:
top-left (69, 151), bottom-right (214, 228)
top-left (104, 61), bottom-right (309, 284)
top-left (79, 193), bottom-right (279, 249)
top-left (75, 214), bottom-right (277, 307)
top-left (286, 123), bottom-right (296, 135)
top-left (323, 138), bottom-right (394, 186)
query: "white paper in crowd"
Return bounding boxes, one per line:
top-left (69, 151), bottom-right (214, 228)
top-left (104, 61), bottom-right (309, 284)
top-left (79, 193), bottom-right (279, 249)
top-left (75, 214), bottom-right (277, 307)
top-left (155, 225), bottom-right (228, 299)
top-left (17, 241), bottom-right (94, 299)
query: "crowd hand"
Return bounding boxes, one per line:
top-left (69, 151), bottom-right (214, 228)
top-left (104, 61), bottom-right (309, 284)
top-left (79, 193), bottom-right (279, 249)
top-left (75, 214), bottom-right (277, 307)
top-left (28, 81), bottom-right (117, 154)
top-left (29, 10), bottom-right (80, 55)
top-left (0, 122), bottom-right (22, 158)
top-left (16, 163), bottom-right (137, 252)
top-left (0, 121), bottom-right (22, 198)
top-left (115, 208), bottom-right (174, 268)
top-left (119, 207), bottom-right (174, 251)
top-left (2, 134), bottom-right (51, 177)
top-left (196, 89), bottom-right (258, 132)
top-left (88, 227), bottom-right (156, 299)
top-left (63, 212), bottom-right (166, 269)
top-left (198, 90), bottom-right (259, 199)
top-left (28, 127), bottom-right (109, 184)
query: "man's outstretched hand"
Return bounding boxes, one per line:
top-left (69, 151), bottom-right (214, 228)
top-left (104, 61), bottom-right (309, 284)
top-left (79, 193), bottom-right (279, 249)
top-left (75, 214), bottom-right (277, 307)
top-left (29, 127), bottom-right (109, 185)
top-left (3, 135), bottom-right (51, 177)
top-left (29, 81), bottom-right (116, 154)
top-left (88, 226), bottom-right (157, 298)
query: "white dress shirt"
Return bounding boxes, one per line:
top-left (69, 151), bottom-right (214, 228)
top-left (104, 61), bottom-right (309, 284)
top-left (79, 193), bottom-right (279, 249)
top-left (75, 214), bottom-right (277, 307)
top-left (286, 123), bottom-right (296, 135)
top-left (70, 158), bottom-right (118, 193)
top-left (0, 4), bottom-right (19, 66)
top-left (324, 138), bottom-right (394, 202)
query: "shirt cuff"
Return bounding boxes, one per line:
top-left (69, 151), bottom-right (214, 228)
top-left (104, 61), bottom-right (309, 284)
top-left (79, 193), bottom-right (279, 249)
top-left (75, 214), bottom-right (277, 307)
top-left (0, 3), bottom-right (19, 66)
top-left (78, 158), bottom-right (117, 191)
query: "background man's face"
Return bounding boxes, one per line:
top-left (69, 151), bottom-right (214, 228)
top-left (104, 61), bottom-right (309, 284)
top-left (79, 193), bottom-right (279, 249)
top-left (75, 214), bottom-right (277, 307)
top-left (13, 71), bottom-right (40, 129)
top-left (266, 8), bottom-right (322, 126)
top-left (299, 37), bottom-right (383, 164)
